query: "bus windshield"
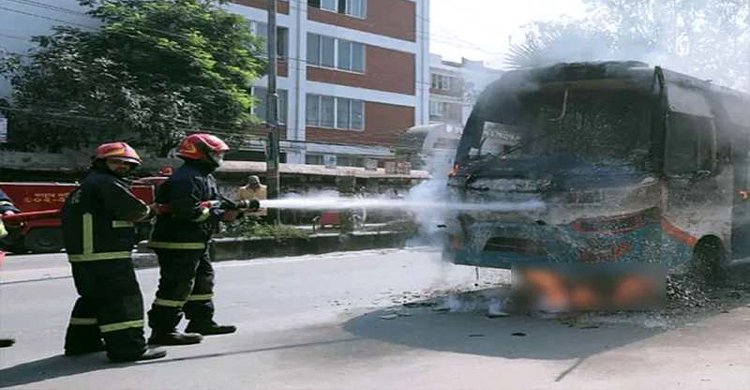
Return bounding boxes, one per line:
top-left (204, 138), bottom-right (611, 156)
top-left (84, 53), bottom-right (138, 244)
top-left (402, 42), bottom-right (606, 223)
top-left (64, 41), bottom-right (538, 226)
top-left (464, 87), bottom-right (654, 167)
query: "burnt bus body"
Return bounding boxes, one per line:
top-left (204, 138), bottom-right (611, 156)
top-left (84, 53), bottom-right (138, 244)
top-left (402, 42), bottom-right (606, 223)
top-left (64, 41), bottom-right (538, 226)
top-left (444, 61), bottom-right (750, 279)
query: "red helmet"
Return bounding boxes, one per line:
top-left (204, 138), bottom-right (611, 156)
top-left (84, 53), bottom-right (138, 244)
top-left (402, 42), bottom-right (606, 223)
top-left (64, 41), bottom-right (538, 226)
top-left (176, 133), bottom-right (230, 162)
top-left (94, 142), bottom-right (142, 165)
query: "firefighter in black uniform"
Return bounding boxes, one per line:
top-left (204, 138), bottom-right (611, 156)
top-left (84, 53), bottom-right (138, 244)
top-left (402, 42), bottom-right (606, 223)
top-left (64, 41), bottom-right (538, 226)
top-left (0, 188), bottom-right (20, 348)
top-left (147, 133), bottom-right (256, 345)
top-left (62, 142), bottom-right (166, 362)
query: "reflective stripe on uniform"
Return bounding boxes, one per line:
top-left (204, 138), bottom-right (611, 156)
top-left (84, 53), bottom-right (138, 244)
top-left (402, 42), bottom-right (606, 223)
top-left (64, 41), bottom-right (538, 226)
top-left (187, 293), bottom-right (214, 301)
top-left (112, 220), bottom-right (134, 228)
top-left (0, 201), bottom-right (13, 207)
top-left (69, 317), bottom-right (98, 325)
top-left (148, 241), bottom-right (206, 250)
top-left (153, 298), bottom-right (185, 307)
top-left (0, 220), bottom-right (7, 239)
top-left (99, 319), bottom-right (144, 333)
top-left (82, 213), bottom-right (94, 254)
top-left (68, 251), bottom-right (131, 262)
top-left (192, 207), bottom-right (210, 222)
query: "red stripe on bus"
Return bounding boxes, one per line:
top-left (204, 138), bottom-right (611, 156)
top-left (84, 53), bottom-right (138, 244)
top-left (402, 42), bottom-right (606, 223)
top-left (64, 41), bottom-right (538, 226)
top-left (660, 218), bottom-right (698, 247)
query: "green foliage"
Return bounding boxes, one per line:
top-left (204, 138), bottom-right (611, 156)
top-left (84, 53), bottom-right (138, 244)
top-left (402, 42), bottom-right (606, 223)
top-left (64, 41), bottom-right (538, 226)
top-left (0, 0), bottom-right (266, 155)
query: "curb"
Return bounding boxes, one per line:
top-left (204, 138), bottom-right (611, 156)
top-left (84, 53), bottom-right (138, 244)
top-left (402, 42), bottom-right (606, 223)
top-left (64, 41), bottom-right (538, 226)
top-left (132, 231), bottom-right (409, 269)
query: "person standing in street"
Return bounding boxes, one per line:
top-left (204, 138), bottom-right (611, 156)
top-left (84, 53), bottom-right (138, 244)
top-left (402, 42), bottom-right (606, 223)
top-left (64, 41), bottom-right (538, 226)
top-left (0, 188), bottom-right (20, 348)
top-left (238, 175), bottom-right (267, 222)
top-left (147, 133), bottom-right (239, 346)
top-left (62, 142), bottom-right (166, 362)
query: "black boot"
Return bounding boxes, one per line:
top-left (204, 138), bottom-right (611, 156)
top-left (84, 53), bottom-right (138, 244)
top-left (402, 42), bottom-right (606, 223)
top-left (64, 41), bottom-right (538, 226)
top-left (148, 330), bottom-right (203, 346)
top-left (0, 338), bottom-right (16, 348)
top-left (109, 347), bottom-right (167, 363)
top-left (185, 320), bottom-right (237, 336)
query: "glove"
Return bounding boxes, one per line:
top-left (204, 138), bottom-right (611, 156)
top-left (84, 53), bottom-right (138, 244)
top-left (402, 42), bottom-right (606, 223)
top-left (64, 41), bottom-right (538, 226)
top-left (208, 207), bottom-right (226, 223)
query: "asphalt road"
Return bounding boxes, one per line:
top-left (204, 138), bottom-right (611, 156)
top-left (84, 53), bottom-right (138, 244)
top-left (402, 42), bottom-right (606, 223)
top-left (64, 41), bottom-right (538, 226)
top-left (1, 249), bottom-right (748, 390)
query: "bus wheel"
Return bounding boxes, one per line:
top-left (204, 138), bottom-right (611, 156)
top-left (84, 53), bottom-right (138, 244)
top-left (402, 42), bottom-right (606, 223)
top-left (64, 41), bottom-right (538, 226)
top-left (689, 237), bottom-right (725, 287)
top-left (24, 228), bottom-right (64, 254)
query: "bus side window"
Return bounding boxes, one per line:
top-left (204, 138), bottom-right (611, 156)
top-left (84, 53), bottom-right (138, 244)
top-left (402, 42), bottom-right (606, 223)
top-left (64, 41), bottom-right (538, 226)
top-left (664, 113), bottom-right (717, 176)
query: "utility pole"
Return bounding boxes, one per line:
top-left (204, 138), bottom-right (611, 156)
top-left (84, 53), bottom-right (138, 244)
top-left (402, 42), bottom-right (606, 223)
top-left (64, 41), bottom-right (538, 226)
top-left (266, 0), bottom-right (281, 223)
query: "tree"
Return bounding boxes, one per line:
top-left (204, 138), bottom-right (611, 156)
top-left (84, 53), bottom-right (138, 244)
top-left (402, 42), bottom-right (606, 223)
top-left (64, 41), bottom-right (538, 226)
top-left (0, 0), bottom-right (266, 156)
top-left (506, 0), bottom-right (750, 91)
top-left (505, 21), bottom-right (617, 70)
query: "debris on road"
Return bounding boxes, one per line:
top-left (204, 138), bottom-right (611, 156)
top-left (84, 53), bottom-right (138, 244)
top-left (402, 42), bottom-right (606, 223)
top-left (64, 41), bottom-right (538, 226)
top-left (511, 332), bottom-right (527, 337)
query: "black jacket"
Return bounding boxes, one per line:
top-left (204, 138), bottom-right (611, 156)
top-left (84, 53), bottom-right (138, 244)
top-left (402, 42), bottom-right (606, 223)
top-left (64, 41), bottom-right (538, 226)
top-left (149, 160), bottom-right (224, 250)
top-left (62, 166), bottom-right (151, 262)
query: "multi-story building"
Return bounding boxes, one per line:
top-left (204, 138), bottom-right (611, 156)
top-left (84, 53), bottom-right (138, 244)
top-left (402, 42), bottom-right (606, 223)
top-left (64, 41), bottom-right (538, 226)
top-left (0, 0), bottom-right (430, 167)
top-left (402, 54), bottom-right (502, 173)
top-left (428, 54), bottom-right (503, 130)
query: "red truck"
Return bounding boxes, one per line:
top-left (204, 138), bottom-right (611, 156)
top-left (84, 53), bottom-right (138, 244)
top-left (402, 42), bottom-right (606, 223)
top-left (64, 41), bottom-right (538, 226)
top-left (0, 177), bottom-right (167, 254)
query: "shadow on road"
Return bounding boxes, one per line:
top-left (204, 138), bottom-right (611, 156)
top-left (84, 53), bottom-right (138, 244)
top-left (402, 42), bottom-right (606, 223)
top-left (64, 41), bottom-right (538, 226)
top-left (0, 338), bottom-right (362, 388)
top-left (343, 286), bottom-right (749, 362)
top-left (0, 354), bottom-right (130, 388)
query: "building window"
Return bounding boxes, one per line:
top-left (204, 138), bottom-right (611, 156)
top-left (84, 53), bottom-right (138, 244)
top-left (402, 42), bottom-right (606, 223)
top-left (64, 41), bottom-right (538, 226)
top-left (306, 94), bottom-right (365, 130)
top-left (306, 154), bottom-right (325, 165)
top-left (345, 0), bottom-right (367, 18)
top-left (251, 21), bottom-right (289, 58)
top-left (337, 155), bottom-right (363, 167)
top-left (252, 87), bottom-right (288, 125)
top-left (430, 101), bottom-right (448, 117)
top-left (307, 33), bottom-right (365, 73)
top-left (309, 0), bottom-right (367, 19)
top-left (431, 74), bottom-right (452, 91)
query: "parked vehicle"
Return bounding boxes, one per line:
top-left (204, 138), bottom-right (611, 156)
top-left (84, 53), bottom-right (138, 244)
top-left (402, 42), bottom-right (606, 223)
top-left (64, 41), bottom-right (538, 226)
top-left (0, 178), bottom-right (165, 253)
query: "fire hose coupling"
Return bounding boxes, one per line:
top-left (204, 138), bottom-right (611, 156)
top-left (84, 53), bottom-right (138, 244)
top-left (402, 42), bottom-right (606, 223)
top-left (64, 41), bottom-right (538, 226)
top-left (220, 199), bottom-right (260, 211)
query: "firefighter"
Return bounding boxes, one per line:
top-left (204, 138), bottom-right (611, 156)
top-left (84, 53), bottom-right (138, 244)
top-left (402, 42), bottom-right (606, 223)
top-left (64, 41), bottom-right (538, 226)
top-left (0, 188), bottom-right (20, 348)
top-left (147, 133), bottom-right (244, 345)
top-left (62, 142), bottom-right (166, 362)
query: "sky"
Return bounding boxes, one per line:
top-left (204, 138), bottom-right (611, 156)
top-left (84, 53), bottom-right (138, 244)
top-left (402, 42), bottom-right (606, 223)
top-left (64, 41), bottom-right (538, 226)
top-left (430, 0), bottom-right (588, 69)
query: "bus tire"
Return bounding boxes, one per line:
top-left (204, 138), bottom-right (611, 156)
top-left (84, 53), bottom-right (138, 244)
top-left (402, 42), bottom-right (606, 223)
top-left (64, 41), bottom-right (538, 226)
top-left (24, 228), bottom-right (64, 254)
top-left (689, 237), bottom-right (725, 286)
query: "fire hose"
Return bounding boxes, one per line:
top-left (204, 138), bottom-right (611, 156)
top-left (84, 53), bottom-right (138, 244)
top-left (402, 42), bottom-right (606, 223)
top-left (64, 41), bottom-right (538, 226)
top-left (154, 199), bottom-right (260, 220)
top-left (0, 198), bottom-right (259, 226)
top-left (0, 209), bottom-right (63, 225)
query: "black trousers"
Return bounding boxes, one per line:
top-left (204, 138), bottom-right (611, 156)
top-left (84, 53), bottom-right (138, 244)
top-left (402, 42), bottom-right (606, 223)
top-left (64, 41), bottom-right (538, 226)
top-left (148, 248), bottom-right (215, 333)
top-left (65, 258), bottom-right (146, 359)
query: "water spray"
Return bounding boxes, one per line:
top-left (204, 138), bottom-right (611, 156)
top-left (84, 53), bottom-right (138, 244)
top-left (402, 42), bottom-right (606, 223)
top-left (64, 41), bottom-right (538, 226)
top-left (259, 196), bottom-right (544, 212)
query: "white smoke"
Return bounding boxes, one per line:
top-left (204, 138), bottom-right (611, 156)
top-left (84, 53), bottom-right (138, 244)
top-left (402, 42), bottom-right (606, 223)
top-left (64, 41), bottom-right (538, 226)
top-left (508, 1), bottom-right (750, 91)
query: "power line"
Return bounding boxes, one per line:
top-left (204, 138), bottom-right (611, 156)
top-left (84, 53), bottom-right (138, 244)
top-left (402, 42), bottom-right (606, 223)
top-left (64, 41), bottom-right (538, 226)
top-left (0, 5), bottom-right (96, 31)
top-left (1, 107), bottom-right (402, 150)
top-left (6, 0), bottom-right (88, 17)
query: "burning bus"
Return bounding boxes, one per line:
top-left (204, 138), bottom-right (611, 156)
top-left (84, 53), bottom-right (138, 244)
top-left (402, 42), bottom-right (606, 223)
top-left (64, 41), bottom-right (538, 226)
top-left (443, 61), bottom-right (750, 300)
